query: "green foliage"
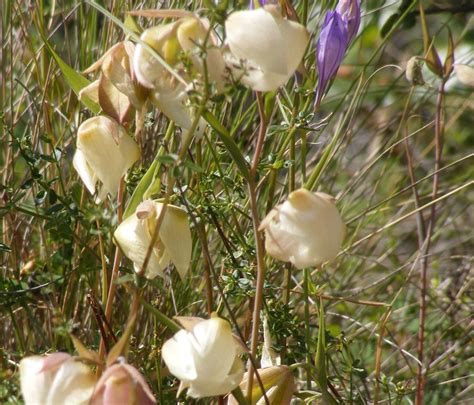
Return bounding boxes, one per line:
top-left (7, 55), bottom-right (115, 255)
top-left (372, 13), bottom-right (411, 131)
top-left (1, 0), bottom-right (473, 404)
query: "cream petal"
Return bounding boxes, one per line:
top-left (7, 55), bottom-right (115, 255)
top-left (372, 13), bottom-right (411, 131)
top-left (20, 357), bottom-right (52, 405)
top-left (455, 64), bottom-right (474, 88)
top-left (151, 89), bottom-right (193, 130)
top-left (263, 189), bottom-right (345, 268)
top-left (78, 80), bottom-right (100, 104)
top-left (114, 213), bottom-right (166, 278)
top-left (73, 149), bottom-right (97, 195)
top-left (190, 317), bottom-right (236, 379)
top-left (162, 329), bottom-right (198, 381)
top-left (46, 360), bottom-right (96, 405)
top-left (186, 357), bottom-right (244, 398)
top-left (76, 116), bottom-right (139, 197)
top-left (155, 204), bottom-right (192, 279)
top-left (133, 24), bottom-right (177, 89)
top-left (277, 16), bottom-right (309, 75)
top-left (225, 7), bottom-right (288, 75)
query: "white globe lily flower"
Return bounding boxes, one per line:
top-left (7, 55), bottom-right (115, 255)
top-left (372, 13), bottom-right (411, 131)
top-left (225, 5), bottom-right (309, 91)
top-left (19, 353), bottom-right (96, 405)
top-left (133, 16), bottom-right (225, 131)
top-left (73, 116), bottom-right (140, 201)
top-left (162, 316), bottom-right (244, 398)
top-left (114, 200), bottom-right (192, 279)
top-left (260, 188), bottom-right (345, 268)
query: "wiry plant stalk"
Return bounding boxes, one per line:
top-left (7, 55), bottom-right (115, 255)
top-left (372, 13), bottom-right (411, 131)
top-left (246, 92), bottom-right (269, 403)
top-left (415, 79), bottom-right (447, 405)
top-left (98, 177), bottom-right (125, 364)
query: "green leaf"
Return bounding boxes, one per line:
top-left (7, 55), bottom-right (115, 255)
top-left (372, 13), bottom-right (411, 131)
top-left (203, 111), bottom-right (250, 181)
top-left (0, 243), bottom-right (12, 253)
top-left (141, 299), bottom-right (181, 333)
top-left (315, 298), bottom-right (337, 405)
top-left (37, 29), bottom-right (100, 114)
top-left (123, 158), bottom-right (160, 219)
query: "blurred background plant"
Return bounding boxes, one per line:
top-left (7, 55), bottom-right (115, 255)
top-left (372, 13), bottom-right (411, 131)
top-left (1, 0), bottom-right (473, 403)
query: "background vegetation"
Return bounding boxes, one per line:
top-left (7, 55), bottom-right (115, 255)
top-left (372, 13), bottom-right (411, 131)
top-left (1, 0), bottom-right (473, 403)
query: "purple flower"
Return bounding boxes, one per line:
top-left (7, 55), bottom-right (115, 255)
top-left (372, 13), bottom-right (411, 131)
top-left (314, 11), bottom-right (349, 108)
top-left (248, 0), bottom-right (276, 9)
top-left (336, 0), bottom-right (361, 43)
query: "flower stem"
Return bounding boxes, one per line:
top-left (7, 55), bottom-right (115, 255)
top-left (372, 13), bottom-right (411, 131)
top-left (415, 79), bottom-right (446, 405)
top-left (98, 177), bottom-right (125, 365)
top-left (246, 92), bottom-right (269, 403)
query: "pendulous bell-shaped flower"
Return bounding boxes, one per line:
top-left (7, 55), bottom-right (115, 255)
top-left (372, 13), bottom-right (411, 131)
top-left (225, 5), bottom-right (309, 92)
top-left (113, 200), bottom-right (192, 279)
top-left (133, 15), bottom-right (224, 131)
top-left (73, 116), bottom-right (140, 201)
top-left (260, 188), bottom-right (345, 269)
top-left (19, 353), bottom-right (96, 405)
top-left (162, 315), bottom-right (244, 398)
top-left (90, 363), bottom-right (156, 405)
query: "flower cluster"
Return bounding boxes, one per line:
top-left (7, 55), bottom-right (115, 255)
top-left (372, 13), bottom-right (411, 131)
top-left (18, 1), bottom-right (359, 403)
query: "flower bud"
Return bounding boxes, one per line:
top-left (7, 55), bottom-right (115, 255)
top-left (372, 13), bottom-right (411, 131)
top-left (405, 56), bottom-right (425, 86)
top-left (162, 316), bottom-right (244, 398)
top-left (314, 10), bottom-right (349, 108)
top-left (454, 64), bottom-right (474, 88)
top-left (19, 353), bottom-right (96, 405)
top-left (336, 0), bottom-right (361, 43)
top-left (225, 5), bottom-right (309, 91)
top-left (73, 116), bottom-right (140, 201)
top-left (114, 200), bottom-right (192, 279)
top-left (260, 188), bottom-right (345, 268)
top-left (228, 366), bottom-right (295, 405)
top-left (90, 363), bottom-right (155, 405)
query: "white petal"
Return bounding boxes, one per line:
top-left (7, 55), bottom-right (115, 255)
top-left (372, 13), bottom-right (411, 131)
top-left (151, 88), bottom-right (193, 130)
top-left (133, 24), bottom-right (177, 89)
top-left (114, 213), bottom-right (166, 279)
top-left (155, 204), bottom-right (192, 279)
top-left (20, 357), bottom-right (52, 405)
top-left (162, 329), bottom-right (198, 381)
top-left (73, 149), bottom-right (97, 195)
top-left (46, 360), bottom-right (96, 405)
top-left (263, 189), bottom-right (345, 268)
top-left (190, 317), bottom-right (236, 380)
top-left (76, 116), bottom-right (140, 197)
top-left (455, 64), bottom-right (474, 88)
top-left (186, 357), bottom-right (244, 398)
top-left (225, 7), bottom-right (288, 75)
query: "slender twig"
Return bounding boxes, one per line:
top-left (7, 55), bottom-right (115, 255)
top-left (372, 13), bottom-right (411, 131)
top-left (415, 79), bottom-right (446, 405)
top-left (98, 178), bottom-right (125, 364)
top-left (246, 92), bottom-right (269, 402)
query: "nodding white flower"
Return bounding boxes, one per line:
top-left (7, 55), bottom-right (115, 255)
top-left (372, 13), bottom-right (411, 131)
top-left (260, 188), bottom-right (345, 268)
top-left (19, 353), bottom-right (96, 405)
top-left (73, 116), bottom-right (140, 201)
top-left (114, 200), bottom-right (192, 279)
top-left (228, 365), bottom-right (295, 405)
top-left (162, 316), bottom-right (244, 398)
top-left (133, 16), bottom-right (225, 131)
top-left (224, 5), bottom-right (309, 91)
top-left (90, 363), bottom-right (156, 405)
